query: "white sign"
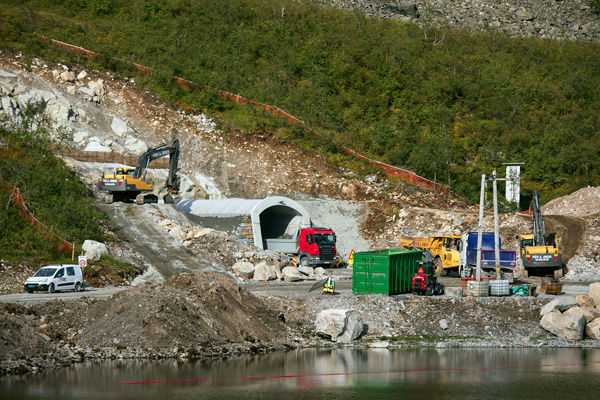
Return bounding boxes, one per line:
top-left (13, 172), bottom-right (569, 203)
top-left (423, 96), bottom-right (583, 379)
top-left (78, 256), bottom-right (87, 268)
top-left (505, 165), bottom-right (521, 206)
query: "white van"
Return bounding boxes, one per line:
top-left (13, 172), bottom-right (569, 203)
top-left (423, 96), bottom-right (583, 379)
top-left (24, 264), bottom-right (84, 293)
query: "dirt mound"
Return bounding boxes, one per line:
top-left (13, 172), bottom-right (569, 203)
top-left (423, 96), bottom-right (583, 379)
top-left (36, 271), bottom-right (288, 350)
top-left (0, 261), bottom-right (38, 295)
top-left (543, 186), bottom-right (600, 217)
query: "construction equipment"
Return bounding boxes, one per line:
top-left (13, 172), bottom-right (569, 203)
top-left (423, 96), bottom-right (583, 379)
top-left (98, 139), bottom-right (180, 204)
top-left (323, 277), bottom-right (335, 294)
top-left (411, 260), bottom-right (444, 296)
top-left (458, 232), bottom-right (516, 281)
top-left (399, 235), bottom-right (461, 276)
top-left (518, 191), bottom-right (563, 278)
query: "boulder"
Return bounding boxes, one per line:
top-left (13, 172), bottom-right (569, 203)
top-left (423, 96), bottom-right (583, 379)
top-left (540, 310), bottom-right (585, 340)
top-left (0, 69), bottom-right (19, 94)
top-left (123, 136), bottom-right (147, 155)
top-left (84, 140), bottom-right (111, 152)
top-left (563, 306), bottom-right (597, 323)
top-left (232, 261), bottom-right (255, 279)
top-left (315, 309), bottom-right (363, 342)
top-left (576, 294), bottom-right (596, 309)
top-left (445, 287), bottom-right (463, 297)
top-left (1, 96), bottom-right (16, 116)
top-left (82, 240), bottom-right (109, 262)
top-left (586, 318), bottom-right (600, 340)
top-left (111, 117), bottom-right (131, 136)
top-left (76, 71), bottom-right (88, 80)
top-left (60, 70), bottom-right (76, 82)
top-left (45, 95), bottom-right (74, 124)
top-left (298, 266), bottom-right (314, 276)
top-left (439, 319), bottom-right (449, 330)
top-left (253, 262), bottom-right (277, 281)
top-left (314, 267), bottom-right (326, 276)
top-left (281, 266), bottom-right (301, 282)
top-left (88, 79), bottom-right (105, 98)
top-left (589, 282), bottom-right (600, 307)
top-left (77, 86), bottom-right (95, 100)
top-left (72, 131), bottom-right (89, 144)
top-left (539, 296), bottom-right (578, 316)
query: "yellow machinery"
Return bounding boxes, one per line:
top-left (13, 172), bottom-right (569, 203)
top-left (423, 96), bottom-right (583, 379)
top-left (98, 139), bottom-right (180, 204)
top-left (399, 235), bottom-right (461, 276)
top-left (323, 277), bottom-right (335, 294)
top-left (518, 191), bottom-right (563, 278)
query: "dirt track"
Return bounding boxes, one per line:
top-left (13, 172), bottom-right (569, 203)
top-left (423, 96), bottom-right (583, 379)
top-left (545, 215), bottom-right (586, 263)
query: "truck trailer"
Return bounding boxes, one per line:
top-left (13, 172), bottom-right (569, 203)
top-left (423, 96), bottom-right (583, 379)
top-left (459, 232), bottom-right (516, 281)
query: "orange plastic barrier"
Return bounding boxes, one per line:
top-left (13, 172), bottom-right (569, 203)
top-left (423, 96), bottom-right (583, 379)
top-left (38, 35), bottom-right (456, 196)
top-left (0, 176), bottom-right (74, 255)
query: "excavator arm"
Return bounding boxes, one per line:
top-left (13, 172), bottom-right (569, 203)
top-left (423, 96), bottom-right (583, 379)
top-left (532, 190), bottom-right (546, 246)
top-left (133, 139), bottom-right (180, 191)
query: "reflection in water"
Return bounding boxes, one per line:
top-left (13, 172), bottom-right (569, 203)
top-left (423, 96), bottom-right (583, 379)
top-left (2, 348), bottom-right (600, 400)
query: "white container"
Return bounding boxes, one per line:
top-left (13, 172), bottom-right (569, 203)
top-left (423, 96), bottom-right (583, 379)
top-left (489, 279), bottom-right (510, 296)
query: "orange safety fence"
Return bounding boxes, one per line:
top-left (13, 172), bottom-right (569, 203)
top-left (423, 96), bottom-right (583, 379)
top-left (37, 35), bottom-right (455, 196)
top-left (0, 175), bottom-right (74, 255)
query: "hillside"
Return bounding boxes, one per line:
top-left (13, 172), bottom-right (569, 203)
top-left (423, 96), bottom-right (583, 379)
top-left (1, 0), bottom-right (599, 202)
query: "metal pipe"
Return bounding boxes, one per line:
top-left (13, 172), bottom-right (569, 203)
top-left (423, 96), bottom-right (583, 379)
top-left (493, 170), bottom-right (501, 280)
top-left (476, 174), bottom-right (485, 281)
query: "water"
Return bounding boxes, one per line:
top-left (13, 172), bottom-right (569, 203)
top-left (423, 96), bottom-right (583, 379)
top-left (2, 348), bottom-right (600, 399)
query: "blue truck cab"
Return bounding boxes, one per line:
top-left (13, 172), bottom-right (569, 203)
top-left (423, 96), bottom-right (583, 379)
top-left (459, 232), bottom-right (516, 281)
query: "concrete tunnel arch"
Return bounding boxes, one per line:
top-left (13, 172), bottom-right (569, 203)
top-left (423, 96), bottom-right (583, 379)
top-left (177, 196), bottom-right (311, 249)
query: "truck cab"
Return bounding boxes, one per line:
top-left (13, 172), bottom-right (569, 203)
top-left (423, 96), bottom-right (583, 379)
top-left (297, 227), bottom-right (337, 268)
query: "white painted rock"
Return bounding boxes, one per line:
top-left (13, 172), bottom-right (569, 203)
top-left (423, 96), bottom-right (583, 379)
top-left (232, 261), bottom-right (255, 279)
top-left (588, 282), bottom-right (600, 307)
top-left (82, 240), bottom-right (109, 262)
top-left (111, 117), bottom-right (131, 136)
top-left (281, 266), bottom-right (301, 282)
top-left (315, 309), bottom-right (363, 343)
top-left (586, 318), bottom-right (600, 340)
top-left (540, 310), bottom-right (585, 340)
top-left (540, 296), bottom-right (578, 316)
top-left (253, 262), bottom-right (277, 281)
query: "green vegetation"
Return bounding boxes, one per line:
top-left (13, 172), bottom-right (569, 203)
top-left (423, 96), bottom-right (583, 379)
top-left (0, 126), bottom-right (106, 263)
top-left (1, 0), bottom-right (599, 202)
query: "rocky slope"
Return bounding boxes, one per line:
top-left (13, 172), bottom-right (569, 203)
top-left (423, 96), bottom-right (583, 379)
top-left (315, 0), bottom-right (600, 42)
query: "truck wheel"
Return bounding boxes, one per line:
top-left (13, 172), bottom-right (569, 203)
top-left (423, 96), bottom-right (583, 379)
top-left (300, 257), bottom-right (309, 268)
top-left (27, 290), bottom-right (33, 294)
top-left (48, 283), bottom-right (55, 294)
top-left (434, 258), bottom-right (443, 276)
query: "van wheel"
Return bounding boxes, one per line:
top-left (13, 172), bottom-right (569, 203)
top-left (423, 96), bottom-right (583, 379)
top-left (75, 282), bottom-right (82, 292)
top-left (48, 283), bottom-right (55, 294)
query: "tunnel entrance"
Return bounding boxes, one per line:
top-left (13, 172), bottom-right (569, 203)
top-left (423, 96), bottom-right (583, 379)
top-left (177, 196), bottom-right (311, 250)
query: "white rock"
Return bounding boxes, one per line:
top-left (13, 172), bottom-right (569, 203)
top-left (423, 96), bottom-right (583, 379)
top-left (88, 79), bottom-right (105, 98)
top-left (111, 117), bottom-right (131, 136)
top-left (66, 85), bottom-right (76, 95)
top-left (589, 282), bottom-right (600, 306)
top-left (576, 294), bottom-right (596, 309)
top-left (445, 287), bottom-right (463, 297)
top-left (82, 240), bottom-right (109, 262)
top-left (1, 97), bottom-right (16, 116)
top-left (169, 225), bottom-right (186, 240)
top-left (60, 70), bottom-right (76, 82)
top-left (314, 267), bottom-right (326, 276)
top-left (298, 266), bottom-right (314, 276)
top-left (84, 141), bottom-right (111, 152)
top-left (540, 296), bottom-right (578, 316)
top-left (232, 261), bottom-right (255, 279)
top-left (586, 318), bottom-right (600, 340)
top-left (76, 70), bottom-right (88, 80)
top-left (540, 310), bottom-right (585, 340)
top-left (439, 319), bottom-right (449, 330)
top-left (253, 262), bottom-right (277, 281)
top-left (193, 227), bottom-right (214, 238)
top-left (77, 86), bottom-right (94, 100)
top-left (564, 306), bottom-right (599, 323)
top-left (123, 136), bottom-right (147, 155)
top-left (72, 131), bottom-right (89, 144)
top-left (281, 266), bottom-right (301, 282)
top-left (315, 309), bottom-right (363, 343)
top-left (0, 69), bottom-right (19, 94)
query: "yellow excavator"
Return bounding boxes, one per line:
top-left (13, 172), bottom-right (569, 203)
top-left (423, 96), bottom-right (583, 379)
top-left (518, 191), bottom-right (563, 278)
top-left (98, 139), bottom-right (180, 204)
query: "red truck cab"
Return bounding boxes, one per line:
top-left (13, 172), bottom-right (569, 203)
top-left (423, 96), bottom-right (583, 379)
top-left (297, 227), bottom-right (337, 268)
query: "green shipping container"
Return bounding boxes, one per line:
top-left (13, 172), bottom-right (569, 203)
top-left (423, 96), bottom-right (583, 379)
top-left (352, 249), bottom-right (423, 295)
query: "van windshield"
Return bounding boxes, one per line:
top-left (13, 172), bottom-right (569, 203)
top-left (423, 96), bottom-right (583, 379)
top-left (34, 268), bottom-right (57, 277)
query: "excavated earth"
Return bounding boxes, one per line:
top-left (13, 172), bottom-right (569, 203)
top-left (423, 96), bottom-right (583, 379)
top-left (1, 51), bottom-right (600, 377)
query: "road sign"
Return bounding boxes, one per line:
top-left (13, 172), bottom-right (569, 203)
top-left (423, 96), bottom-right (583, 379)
top-left (78, 256), bottom-right (87, 268)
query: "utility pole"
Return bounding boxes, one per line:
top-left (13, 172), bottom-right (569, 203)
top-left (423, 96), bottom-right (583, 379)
top-left (476, 174), bottom-right (486, 282)
top-left (492, 171), bottom-right (501, 280)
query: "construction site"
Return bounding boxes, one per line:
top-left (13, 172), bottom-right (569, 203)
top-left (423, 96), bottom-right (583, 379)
top-left (1, 49), bottom-right (600, 385)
